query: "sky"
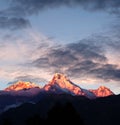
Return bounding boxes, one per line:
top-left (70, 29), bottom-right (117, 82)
top-left (0, 0), bottom-right (120, 94)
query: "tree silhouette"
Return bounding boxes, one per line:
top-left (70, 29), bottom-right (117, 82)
top-left (3, 118), bottom-right (13, 125)
top-left (46, 102), bottom-right (85, 125)
top-left (25, 102), bottom-right (85, 125)
top-left (26, 114), bottom-right (44, 125)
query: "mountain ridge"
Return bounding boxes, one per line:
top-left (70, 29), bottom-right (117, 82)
top-left (4, 73), bottom-right (114, 98)
top-left (0, 73), bottom-right (115, 120)
top-left (5, 81), bottom-right (41, 91)
top-left (44, 73), bottom-right (96, 99)
top-left (89, 85), bottom-right (114, 97)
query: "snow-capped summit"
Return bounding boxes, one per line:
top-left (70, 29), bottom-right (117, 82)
top-left (44, 73), bottom-right (96, 98)
top-left (89, 86), bottom-right (114, 97)
top-left (4, 73), bottom-right (114, 98)
top-left (5, 81), bottom-right (40, 91)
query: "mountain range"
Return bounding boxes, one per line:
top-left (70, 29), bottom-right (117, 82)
top-left (4, 73), bottom-right (114, 98)
top-left (0, 73), bottom-right (117, 125)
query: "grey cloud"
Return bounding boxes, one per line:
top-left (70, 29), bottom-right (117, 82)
top-left (7, 80), bottom-right (19, 85)
top-left (89, 33), bottom-right (120, 51)
top-left (0, 0), bottom-right (120, 30)
top-left (30, 38), bottom-right (120, 82)
top-left (31, 49), bottom-right (78, 74)
top-left (31, 41), bottom-right (106, 75)
top-left (0, 17), bottom-right (30, 30)
top-left (11, 0), bottom-right (120, 16)
top-left (90, 64), bottom-right (120, 81)
top-left (107, 41), bottom-right (120, 50)
top-left (67, 60), bottom-right (120, 82)
top-left (15, 75), bottom-right (48, 84)
top-left (49, 48), bottom-right (78, 67)
top-left (1, 0), bottom-right (120, 18)
top-left (32, 43), bottom-right (107, 69)
top-left (66, 60), bottom-right (99, 77)
top-left (32, 58), bottom-right (49, 68)
top-left (68, 41), bottom-right (107, 62)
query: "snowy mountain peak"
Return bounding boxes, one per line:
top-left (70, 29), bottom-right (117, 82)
top-left (98, 86), bottom-right (108, 90)
top-left (89, 86), bottom-right (114, 97)
top-left (3, 74), bottom-right (114, 99)
top-left (50, 73), bottom-right (71, 86)
top-left (44, 73), bottom-right (96, 98)
top-left (54, 73), bottom-right (68, 80)
top-left (5, 81), bottom-right (40, 91)
top-left (45, 73), bottom-right (81, 92)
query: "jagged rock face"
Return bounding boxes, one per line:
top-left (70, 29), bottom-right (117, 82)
top-left (5, 81), bottom-right (40, 91)
top-left (44, 73), bottom-right (87, 96)
top-left (90, 86), bottom-right (114, 97)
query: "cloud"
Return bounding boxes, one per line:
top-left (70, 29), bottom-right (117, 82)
top-left (30, 35), bottom-right (120, 83)
top-left (0, 29), bottom-right (56, 85)
top-left (0, 27), bottom-right (119, 84)
top-left (10, 0), bottom-right (120, 16)
top-left (90, 64), bottom-right (120, 81)
top-left (0, 17), bottom-right (30, 30)
top-left (0, 27), bottom-right (120, 89)
top-left (66, 60), bottom-right (99, 77)
top-left (15, 75), bottom-right (48, 84)
top-left (68, 41), bottom-right (107, 61)
top-left (0, 0), bottom-right (120, 30)
top-left (31, 41), bottom-right (107, 68)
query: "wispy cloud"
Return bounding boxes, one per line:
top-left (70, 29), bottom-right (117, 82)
top-left (0, 29), bottom-right (54, 84)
